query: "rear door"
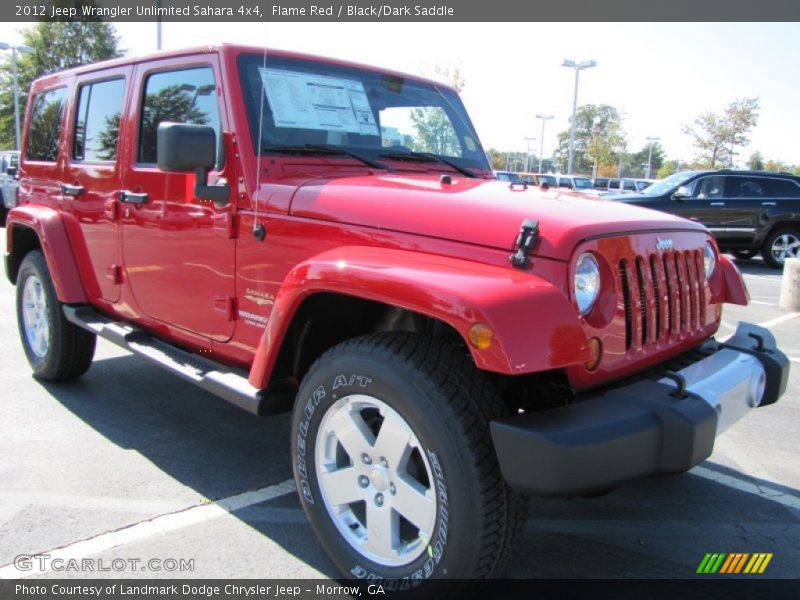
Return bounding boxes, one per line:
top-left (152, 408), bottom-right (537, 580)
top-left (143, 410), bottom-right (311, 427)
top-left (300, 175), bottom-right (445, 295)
top-left (724, 175), bottom-right (800, 245)
top-left (64, 68), bottom-right (130, 302)
top-left (119, 56), bottom-right (236, 342)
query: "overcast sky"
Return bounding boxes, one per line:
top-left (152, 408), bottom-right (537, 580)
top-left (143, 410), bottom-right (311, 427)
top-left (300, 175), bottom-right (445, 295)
top-left (6, 21), bottom-right (799, 165)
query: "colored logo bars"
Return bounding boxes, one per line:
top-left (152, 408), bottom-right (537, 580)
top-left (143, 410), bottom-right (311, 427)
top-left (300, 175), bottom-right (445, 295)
top-left (696, 553), bottom-right (773, 574)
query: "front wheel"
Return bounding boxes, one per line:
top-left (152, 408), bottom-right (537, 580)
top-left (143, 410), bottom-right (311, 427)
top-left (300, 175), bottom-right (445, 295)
top-left (16, 250), bottom-right (96, 381)
top-left (762, 229), bottom-right (800, 268)
top-left (291, 333), bottom-right (526, 589)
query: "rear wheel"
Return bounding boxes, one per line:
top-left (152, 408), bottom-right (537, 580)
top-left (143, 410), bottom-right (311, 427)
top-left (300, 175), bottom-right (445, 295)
top-left (16, 250), bottom-right (96, 381)
top-left (762, 229), bottom-right (800, 268)
top-left (291, 333), bottom-right (526, 589)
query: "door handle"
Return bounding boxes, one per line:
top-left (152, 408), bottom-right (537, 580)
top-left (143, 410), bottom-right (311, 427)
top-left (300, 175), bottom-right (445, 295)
top-left (118, 190), bottom-right (149, 204)
top-left (61, 183), bottom-right (84, 197)
top-left (761, 202), bottom-right (776, 206)
top-left (710, 202), bottom-right (726, 207)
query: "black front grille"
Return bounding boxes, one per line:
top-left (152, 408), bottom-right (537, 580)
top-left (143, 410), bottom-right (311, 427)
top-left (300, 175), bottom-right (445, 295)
top-left (620, 249), bottom-right (707, 349)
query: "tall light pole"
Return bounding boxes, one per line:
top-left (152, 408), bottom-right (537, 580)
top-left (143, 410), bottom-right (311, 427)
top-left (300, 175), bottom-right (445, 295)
top-left (562, 59), bottom-right (596, 174)
top-left (157, 0), bottom-right (163, 50)
top-left (0, 42), bottom-right (35, 151)
top-left (523, 136), bottom-right (535, 172)
top-left (535, 114), bottom-right (553, 173)
top-left (645, 136), bottom-right (660, 178)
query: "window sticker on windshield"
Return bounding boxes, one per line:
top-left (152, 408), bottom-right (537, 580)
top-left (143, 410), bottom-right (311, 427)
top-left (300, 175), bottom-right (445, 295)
top-left (258, 68), bottom-right (379, 135)
top-left (463, 136), bottom-right (476, 152)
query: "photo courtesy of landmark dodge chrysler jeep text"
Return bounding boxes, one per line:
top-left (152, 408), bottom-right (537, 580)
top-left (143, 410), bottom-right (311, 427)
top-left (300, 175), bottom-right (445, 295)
top-left (5, 45), bottom-right (789, 587)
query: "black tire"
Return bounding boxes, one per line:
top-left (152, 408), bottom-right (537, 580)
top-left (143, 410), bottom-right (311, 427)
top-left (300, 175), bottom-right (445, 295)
top-left (291, 333), bottom-right (527, 591)
top-left (761, 228), bottom-right (800, 269)
top-left (732, 249), bottom-right (756, 260)
top-left (16, 250), bottom-right (96, 381)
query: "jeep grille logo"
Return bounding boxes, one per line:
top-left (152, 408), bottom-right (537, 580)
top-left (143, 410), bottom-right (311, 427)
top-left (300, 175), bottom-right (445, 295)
top-left (656, 238), bottom-right (674, 252)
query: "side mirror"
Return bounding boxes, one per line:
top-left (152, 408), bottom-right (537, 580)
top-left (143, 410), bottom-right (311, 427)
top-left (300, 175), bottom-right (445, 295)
top-left (6, 166), bottom-right (17, 177)
top-left (157, 122), bottom-right (229, 206)
top-left (672, 186), bottom-right (691, 201)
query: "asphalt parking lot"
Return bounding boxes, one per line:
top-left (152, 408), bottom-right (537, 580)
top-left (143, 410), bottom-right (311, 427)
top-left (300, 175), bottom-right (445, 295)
top-left (0, 226), bottom-right (798, 581)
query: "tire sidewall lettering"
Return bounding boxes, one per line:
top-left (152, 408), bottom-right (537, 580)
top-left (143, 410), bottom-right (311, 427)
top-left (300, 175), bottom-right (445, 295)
top-left (294, 369), bottom-right (451, 585)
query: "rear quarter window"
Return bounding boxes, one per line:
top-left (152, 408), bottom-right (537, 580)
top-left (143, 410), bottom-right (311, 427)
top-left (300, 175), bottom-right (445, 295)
top-left (765, 178), bottom-right (800, 199)
top-left (27, 87), bottom-right (67, 162)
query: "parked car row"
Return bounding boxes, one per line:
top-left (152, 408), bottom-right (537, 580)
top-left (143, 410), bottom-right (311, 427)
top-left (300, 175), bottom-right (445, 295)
top-left (594, 177), bottom-right (655, 194)
top-left (495, 166), bottom-right (798, 269)
top-left (0, 150), bottom-right (20, 223)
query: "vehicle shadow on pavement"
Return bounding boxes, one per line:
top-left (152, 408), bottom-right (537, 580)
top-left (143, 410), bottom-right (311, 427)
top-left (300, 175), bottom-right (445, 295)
top-left (36, 353), bottom-right (340, 578)
top-left (730, 256), bottom-right (783, 277)
top-left (36, 354), bottom-right (799, 579)
top-left (506, 466), bottom-right (799, 578)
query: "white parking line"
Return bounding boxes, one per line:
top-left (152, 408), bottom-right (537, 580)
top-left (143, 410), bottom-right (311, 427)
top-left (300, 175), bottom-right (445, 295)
top-left (691, 466), bottom-right (800, 512)
top-left (758, 312), bottom-right (800, 329)
top-left (0, 479), bottom-right (296, 579)
top-left (749, 300), bottom-right (774, 306)
top-left (789, 357), bottom-right (800, 363)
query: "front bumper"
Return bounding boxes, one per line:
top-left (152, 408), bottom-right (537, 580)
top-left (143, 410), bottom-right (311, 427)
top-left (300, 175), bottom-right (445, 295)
top-left (490, 322), bottom-right (789, 497)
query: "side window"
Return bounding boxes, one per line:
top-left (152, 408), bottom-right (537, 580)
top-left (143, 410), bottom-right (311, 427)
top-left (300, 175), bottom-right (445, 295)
top-left (764, 178), bottom-right (800, 199)
top-left (138, 66), bottom-right (221, 165)
top-left (27, 87), bottom-right (67, 162)
top-left (725, 176), bottom-right (766, 198)
top-left (623, 180), bottom-right (637, 191)
top-left (608, 179), bottom-right (620, 189)
top-left (73, 78), bottom-right (126, 162)
top-left (693, 176), bottom-right (724, 199)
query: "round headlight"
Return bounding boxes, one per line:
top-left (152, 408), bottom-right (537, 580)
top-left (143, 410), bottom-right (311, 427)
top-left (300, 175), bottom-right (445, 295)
top-left (704, 242), bottom-right (716, 278)
top-left (574, 253), bottom-right (600, 315)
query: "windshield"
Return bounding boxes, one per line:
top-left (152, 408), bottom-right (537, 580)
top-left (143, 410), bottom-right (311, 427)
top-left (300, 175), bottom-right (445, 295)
top-left (238, 53), bottom-right (490, 173)
top-left (641, 171), bottom-right (701, 196)
top-left (573, 177), bottom-right (592, 189)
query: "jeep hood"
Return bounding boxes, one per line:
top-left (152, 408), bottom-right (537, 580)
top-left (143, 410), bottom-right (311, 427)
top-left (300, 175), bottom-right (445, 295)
top-left (289, 174), bottom-right (708, 261)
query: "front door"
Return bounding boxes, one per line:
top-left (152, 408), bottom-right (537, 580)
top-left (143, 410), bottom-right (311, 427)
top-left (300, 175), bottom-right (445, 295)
top-left (671, 175), bottom-right (728, 234)
top-left (120, 58), bottom-right (235, 342)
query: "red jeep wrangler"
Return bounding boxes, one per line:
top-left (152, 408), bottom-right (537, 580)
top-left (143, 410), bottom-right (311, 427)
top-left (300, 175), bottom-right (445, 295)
top-left (5, 45), bottom-right (789, 585)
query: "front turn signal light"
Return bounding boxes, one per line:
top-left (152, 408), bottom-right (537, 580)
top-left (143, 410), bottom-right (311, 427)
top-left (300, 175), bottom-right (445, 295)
top-left (584, 337), bottom-right (603, 371)
top-left (468, 323), bottom-right (494, 350)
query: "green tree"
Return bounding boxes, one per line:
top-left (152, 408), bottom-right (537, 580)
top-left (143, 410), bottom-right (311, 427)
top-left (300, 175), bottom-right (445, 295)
top-left (409, 66), bottom-right (464, 157)
top-left (657, 161), bottom-right (680, 179)
top-left (764, 158), bottom-right (790, 173)
top-left (682, 97), bottom-right (759, 168)
top-left (747, 151), bottom-right (765, 171)
top-left (552, 104), bottom-right (626, 175)
top-left (628, 141), bottom-right (665, 178)
top-left (0, 19), bottom-right (122, 148)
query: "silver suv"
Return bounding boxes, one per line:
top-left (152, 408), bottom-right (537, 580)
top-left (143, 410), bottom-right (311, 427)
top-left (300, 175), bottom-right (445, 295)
top-left (0, 150), bottom-right (20, 220)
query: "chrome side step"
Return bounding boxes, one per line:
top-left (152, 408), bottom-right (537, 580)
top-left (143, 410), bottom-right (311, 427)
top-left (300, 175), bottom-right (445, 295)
top-left (63, 305), bottom-right (292, 416)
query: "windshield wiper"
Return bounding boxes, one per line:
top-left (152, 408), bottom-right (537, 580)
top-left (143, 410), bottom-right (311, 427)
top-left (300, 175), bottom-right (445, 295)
top-left (379, 150), bottom-right (478, 178)
top-left (262, 144), bottom-right (393, 171)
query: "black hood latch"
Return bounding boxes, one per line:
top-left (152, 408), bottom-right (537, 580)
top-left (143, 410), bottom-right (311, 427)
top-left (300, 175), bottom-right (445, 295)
top-left (509, 219), bottom-right (539, 269)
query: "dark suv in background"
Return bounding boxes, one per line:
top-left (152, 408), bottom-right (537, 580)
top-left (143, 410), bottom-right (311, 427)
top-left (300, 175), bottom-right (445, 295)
top-left (607, 170), bottom-right (800, 268)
